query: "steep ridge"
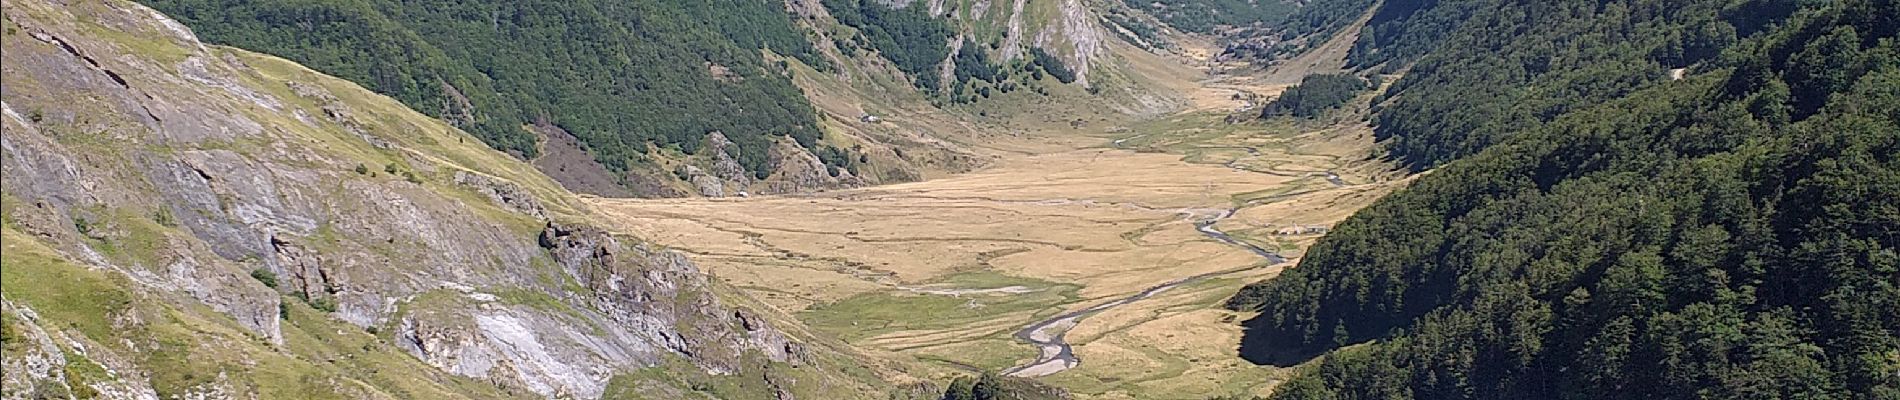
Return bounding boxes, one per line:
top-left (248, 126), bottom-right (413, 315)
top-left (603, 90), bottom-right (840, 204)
top-left (1226, 0), bottom-right (1900, 398)
top-left (0, 1), bottom-right (910, 399)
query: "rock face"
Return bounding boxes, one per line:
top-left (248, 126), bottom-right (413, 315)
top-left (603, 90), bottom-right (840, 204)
top-left (758, 137), bottom-right (867, 195)
top-left (677, 132), bottom-right (867, 197)
top-left (381, 224), bottom-right (818, 398)
top-left (0, 1), bottom-right (850, 399)
top-left (454, 170), bottom-right (551, 220)
top-left (683, 132), bottom-right (757, 197)
top-left (1035, 0), bottom-right (1107, 87)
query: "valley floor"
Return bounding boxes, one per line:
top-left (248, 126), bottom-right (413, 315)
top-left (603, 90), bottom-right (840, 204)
top-left (588, 83), bottom-right (1409, 398)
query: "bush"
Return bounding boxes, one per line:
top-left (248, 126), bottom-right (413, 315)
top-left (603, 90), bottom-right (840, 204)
top-left (249, 268), bottom-right (278, 289)
top-left (152, 208), bottom-right (177, 227)
top-left (64, 362), bottom-right (99, 399)
top-left (1030, 48), bottom-right (1077, 84)
top-left (71, 216), bottom-right (92, 236)
top-left (308, 297), bottom-right (338, 313)
top-left (0, 318), bottom-right (19, 350)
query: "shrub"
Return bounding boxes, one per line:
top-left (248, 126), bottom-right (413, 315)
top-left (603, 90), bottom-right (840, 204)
top-left (308, 297), bottom-right (338, 313)
top-left (152, 208), bottom-right (177, 227)
top-left (1030, 48), bottom-right (1077, 84)
top-left (249, 269), bottom-right (278, 289)
top-left (72, 216), bottom-right (92, 235)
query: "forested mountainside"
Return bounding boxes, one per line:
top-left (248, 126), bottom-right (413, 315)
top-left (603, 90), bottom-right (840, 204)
top-left (1118, 0), bottom-right (1296, 34)
top-left (1227, 0), bottom-right (1899, 399)
top-left (141, 0), bottom-right (824, 180)
top-left (1369, 0), bottom-right (1749, 170)
top-left (821, 0), bottom-right (1072, 98)
top-left (137, 0), bottom-right (1144, 198)
top-left (1217, 0), bottom-right (1477, 68)
top-left (0, 0), bottom-right (907, 398)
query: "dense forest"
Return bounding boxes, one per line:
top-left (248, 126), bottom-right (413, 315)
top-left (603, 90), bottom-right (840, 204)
top-left (1343, 0), bottom-right (1481, 72)
top-left (1221, 0), bottom-right (1474, 72)
top-left (824, 0), bottom-right (957, 90)
top-left (1223, 0), bottom-right (1372, 60)
top-left (1273, 0), bottom-right (1373, 43)
top-left (1367, 0), bottom-right (1748, 170)
top-left (1227, 1), bottom-right (1899, 399)
top-left (1121, 0), bottom-right (1296, 33)
top-left (1259, 73), bottom-right (1368, 118)
top-left (937, 372), bottom-right (1064, 400)
top-left (141, 0), bottom-right (825, 177)
top-left (825, 0), bottom-right (1063, 100)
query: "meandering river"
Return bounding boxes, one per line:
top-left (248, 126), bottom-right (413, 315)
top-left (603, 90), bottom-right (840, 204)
top-left (1003, 208), bottom-right (1287, 377)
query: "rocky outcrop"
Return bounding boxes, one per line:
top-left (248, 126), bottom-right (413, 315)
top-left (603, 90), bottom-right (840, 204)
top-left (2, 302), bottom-right (84, 400)
top-left (1034, 0), bottom-right (1107, 87)
top-left (784, 0), bottom-right (833, 19)
top-left (437, 81), bottom-right (479, 130)
top-left (681, 132), bottom-right (756, 197)
top-left (454, 170), bottom-right (551, 220)
top-left (395, 296), bottom-right (658, 399)
top-left (537, 223), bottom-right (809, 370)
top-left (1000, 0), bottom-right (1030, 61)
top-left (938, 35), bottom-right (966, 91)
top-left (757, 137), bottom-right (866, 195)
top-left (2, 300), bottom-right (165, 400)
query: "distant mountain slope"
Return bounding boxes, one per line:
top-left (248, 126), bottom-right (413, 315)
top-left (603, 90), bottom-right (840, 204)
top-left (1227, 0), bottom-right (1899, 398)
top-left (138, 0), bottom-right (1191, 198)
top-left (0, 1), bottom-right (906, 398)
top-left (1369, 0), bottom-right (1743, 170)
top-left (1118, 0), bottom-right (1297, 34)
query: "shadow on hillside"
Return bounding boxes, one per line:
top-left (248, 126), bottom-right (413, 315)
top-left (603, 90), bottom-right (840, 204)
top-left (1235, 314), bottom-right (1332, 367)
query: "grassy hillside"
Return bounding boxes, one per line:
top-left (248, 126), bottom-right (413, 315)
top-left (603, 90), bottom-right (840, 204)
top-left (1227, 0), bottom-right (1900, 398)
top-left (0, 0), bottom-right (913, 398)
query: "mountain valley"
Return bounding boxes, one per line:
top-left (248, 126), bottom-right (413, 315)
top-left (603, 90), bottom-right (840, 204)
top-left (3, 0), bottom-right (1894, 399)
